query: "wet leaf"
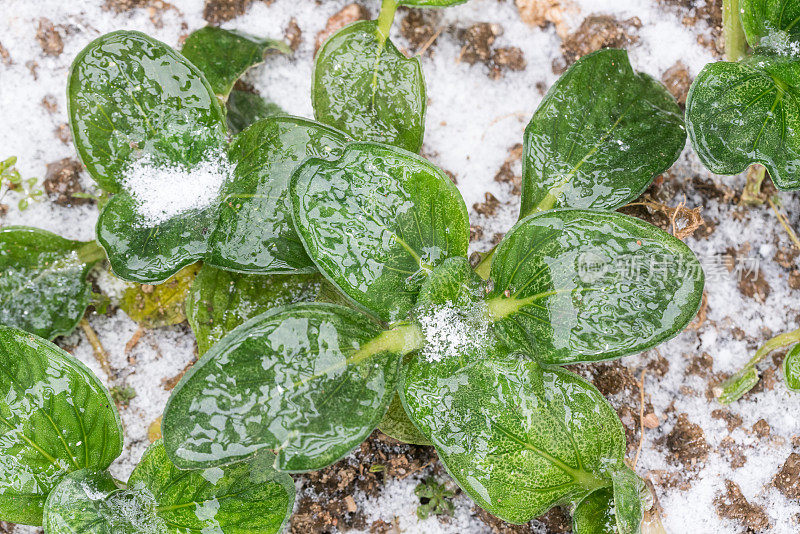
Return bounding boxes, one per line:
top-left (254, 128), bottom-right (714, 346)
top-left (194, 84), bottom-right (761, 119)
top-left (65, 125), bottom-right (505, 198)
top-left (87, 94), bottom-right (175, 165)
top-left (686, 54), bottom-right (800, 190)
top-left (378, 393), bottom-right (432, 446)
top-left (44, 443), bottom-right (295, 534)
top-left (43, 469), bottom-right (164, 534)
top-left (741, 0), bottom-right (800, 50)
top-left (119, 263), bottom-right (200, 328)
top-left (0, 227), bottom-right (103, 339)
top-left (163, 303), bottom-right (405, 471)
top-left (68, 30), bottom-right (227, 194)
top-left (291, 143), bottom-right (469, 322)
top-left (313, 21), bottom-right (426, 152)
top-left (0, 327), bottom-right (123, 526)
top-left (520, 49), bottom-right (685, 218)
top-left (572, 488), bottom-right (616, 534)
top-left (181, 26), bottom-right (291, 100)
top-left (401, 351), bottom-right (625, 524)
top-left (129, 441), bottom-right (295, 533)
top-left (717, 367), bottom-right (760, 404)
top-left (783, 343), bottom-right (800, 392)
top-left (97, 116), bottom-right (347, 283)
top-left (225, 90), bottom-right (285, 135)
top-left (186, 264), bottom-right (323, 354)
top-left (487, 209), bottom-right (705, 364)
top-left (610, 467), bottom-right (646, 534)
top-left (415, 256), bottom-right (485, 308)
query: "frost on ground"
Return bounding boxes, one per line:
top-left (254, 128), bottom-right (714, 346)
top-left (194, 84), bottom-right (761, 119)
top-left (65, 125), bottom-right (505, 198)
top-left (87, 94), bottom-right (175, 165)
top-left (1, 0), bottom-right (800, 533)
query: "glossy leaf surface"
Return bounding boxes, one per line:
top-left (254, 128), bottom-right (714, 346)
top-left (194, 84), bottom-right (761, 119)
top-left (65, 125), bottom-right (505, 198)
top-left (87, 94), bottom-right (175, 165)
top-left (488, 209), bottom-right (705, 364)
top-left (378, 393), bottom-right (432, 446)
top-left (120, 263), bottom-right (200, 328)
top-left (207, 116), bottom-right (348, 274)
top-left (225, 90), bottom-right (285, 134)
top-left (313, 21), bottom-right (426, 152)
top-left (611, 468), bottom-right (646, 534)
top-left (0, 327), bottom-right (122, 525)
top-left (44, 469), bottom-right (164, 533)
top-left (163, 303), bottom-right (402, 471)
top-left (0, 227), bottom-right (101, 339)
top-left (186, 264), bottom-right (323, 354)
top-left (181, 26), bottom-right (291, 100)
top-left (97, 116), bottom-right (346, 283)
top-left (129, 441), bottom-right (295, 534)
top-left (784, 344), bottom-right (800, 392)
top-left (572, 488), bottom-right (616, 534)
top-left (520, 49), bottom-right (685, 218)
top-left (292, 143), bottom-right (469, 322)
top-left (741, 0), bottom-right (800, 50)
top-left (68, 30), bottom-right (227, 193)
top-left (686, 54), bottom-right (800, 190)
top-left (402, 353), bottom-right (625, 524)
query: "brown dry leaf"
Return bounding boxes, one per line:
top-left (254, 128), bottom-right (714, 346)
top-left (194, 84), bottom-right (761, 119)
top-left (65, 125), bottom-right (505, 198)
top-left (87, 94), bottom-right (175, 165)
top-left (626, 198), bottom-right (704, 240)
top-left (515, 0), bottom-right (577, 39)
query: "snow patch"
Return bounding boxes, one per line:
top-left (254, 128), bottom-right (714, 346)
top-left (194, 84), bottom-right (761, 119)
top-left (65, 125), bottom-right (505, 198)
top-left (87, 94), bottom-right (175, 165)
top-left (417, 301), bottom-right (490, 363)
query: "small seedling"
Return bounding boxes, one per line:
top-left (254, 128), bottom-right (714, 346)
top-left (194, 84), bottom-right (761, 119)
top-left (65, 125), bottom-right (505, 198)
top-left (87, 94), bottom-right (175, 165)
top-left (0, 156), bottom-right (43, 210)
top-left (415, 478), bottom-right (456, 520)
top-left (109, 385), bottom-right (137, 407)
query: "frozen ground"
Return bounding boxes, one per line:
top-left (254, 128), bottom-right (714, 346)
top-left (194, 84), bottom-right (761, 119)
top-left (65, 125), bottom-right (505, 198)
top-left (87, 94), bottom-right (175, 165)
top-left (1, 0), bottom-right (799, 532)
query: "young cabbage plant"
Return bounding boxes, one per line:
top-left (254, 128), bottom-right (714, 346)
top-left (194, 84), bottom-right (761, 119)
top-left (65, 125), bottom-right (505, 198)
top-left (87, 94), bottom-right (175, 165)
top-left (0, 325), bottom-right (295, 532)
top-left (67, 31), bottom-right (355, 283)
top-left (686, 0), bottom-right (800, 402)
top-left (162, 140), bottom-right (704, 531)
top-left (312, 0), bottom-right (469, 152)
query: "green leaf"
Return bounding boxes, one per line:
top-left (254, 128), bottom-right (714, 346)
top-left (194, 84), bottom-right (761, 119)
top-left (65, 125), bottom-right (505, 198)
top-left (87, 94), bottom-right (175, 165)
top-left (207, 116), bottom-right (348, 274)
top-left (181, 26), bottom-right (291, 100)
top-left (68, 30), bottom-right (227, 193)
top-left (378, 393), bottom-right (432, 445)
top-left (685, 54), bottom-right (800, 190)
top-left (0, 327), bottom-right (123, 526)
top-left (415, 256), bottom-right (485, 308)
top-left (44, 444), bottom-right (296, 534)
top-left (129, 441), bottom-right (295, 534)
top-left (163, 303), bottom-right (406, 471)
top-left (610, 468), bottom-right (646, 534)
top-left (225, 90), bottom-right (285, 135)
top-left (401, 350), bottom-right (624, 524)
top-left (291, 142), bottom-right (469, 322)
top-left (487, 209), bottom-right (705, 364)
top-left (572, 488), bottom-right (617, 534)
top-left (120, 263), bottom-right (200, 328)
top-left (397, 0), bottom-right (470, 5)
top-left (783, 343), bottom-right (800, 392)
top-left (717, 366), bottom-right (761, 404)
top-left (44, 469), bottom-right (163, 534)
top-left (313, 21), bottom-right (426, 152)
top-left (520, 49), bottom-right (685, 218)
top-left (186, 264), bottom-right (323, 354)
top-left (97, 116), bottom-right (347, 283)
top-left (0, 227), bottom-right (103, 339)
top-left (741, 0), bottom-right (800, 51)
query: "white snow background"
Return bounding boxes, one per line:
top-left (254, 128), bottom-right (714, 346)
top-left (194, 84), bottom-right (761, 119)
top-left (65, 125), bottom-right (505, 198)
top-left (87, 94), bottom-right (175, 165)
top-left (1, 0), bottom-right (799, 532)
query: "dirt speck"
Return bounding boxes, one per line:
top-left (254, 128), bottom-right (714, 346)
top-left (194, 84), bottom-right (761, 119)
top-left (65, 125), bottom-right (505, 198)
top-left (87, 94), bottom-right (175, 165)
top-left (494, 144), bottom-right (523, 196)
top-left (285, 17), bottom-right (302, 52)
top-left (714, 479), bottom-right (771, 532)
top-left (515, 0), bottom-right (576, 39)
top-left (0, 42), bottom-right (11, 66)
top-left (473, 192), bottom-right (500, 217)
top-left (490, 46), bottom-right (526, 79)
top-left (661, 61), bottom-right (692, 106)
top-left (203, 0), bottom-right (259, 24)
top-left (43, 158), bottom-right (90, 207)
top-left (315, 4), bottom-right (369, 54)
top-left (589, 361), bottom-right (639, 396)
top-left (774, 453), bottom-right (800, 499)
top-left (711, 408), bottom-right (743, 432)
top-left (475, 504), bottom-right (571, 533)
top-left (459, 23), bottom-right (501, 65)
top-left (686, 352), bottom-right (714, 377)
top-left (555, 15), bottom-right (641, 73)
top-left (400, 8), bottom-right (442, 52)
top-left (718, 436), bottom-right (747, 469)
top-left (36, 19), bottom-right (63, 57)
top-left (41, 94), bottom-right (58, 114)
top-left (752, 419), bottom-right (770, 438)
top-left (666, 413), bottom-right (709, 466)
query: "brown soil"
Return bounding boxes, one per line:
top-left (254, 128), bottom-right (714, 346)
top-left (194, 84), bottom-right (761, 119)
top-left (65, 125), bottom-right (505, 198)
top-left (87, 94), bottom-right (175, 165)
top-left (554, 15), bottom-right (641, 73)
top-left (36, 19), bottom-right (63, 57)
top-left (316, 4), bottom-right (370, 54)
top-left (714, 479), bottom-right (771, 532)
top-left (43, 158), bottom-right (90, 207)
top-left (666, 413), bottom-right (710, 467)
top-left (774, 453), bottom-right (800, 499)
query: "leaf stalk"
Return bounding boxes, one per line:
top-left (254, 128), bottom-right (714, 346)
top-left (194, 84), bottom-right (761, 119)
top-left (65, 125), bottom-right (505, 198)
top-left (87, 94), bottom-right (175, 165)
top-left (723, 0), bottom-right (747, 61)
top-left (377, 0), bottom-right (399, 44)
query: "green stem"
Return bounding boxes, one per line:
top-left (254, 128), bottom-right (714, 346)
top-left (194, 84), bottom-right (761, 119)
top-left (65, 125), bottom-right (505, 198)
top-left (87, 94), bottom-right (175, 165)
top-left (77, 240), bottom-right (107, 264)
top-left (377, 0), bottom-right (398, 43)
top-left (743, 327), bottom-right (800, 370)
top-left (723, 0), bottom-right (747, 61)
